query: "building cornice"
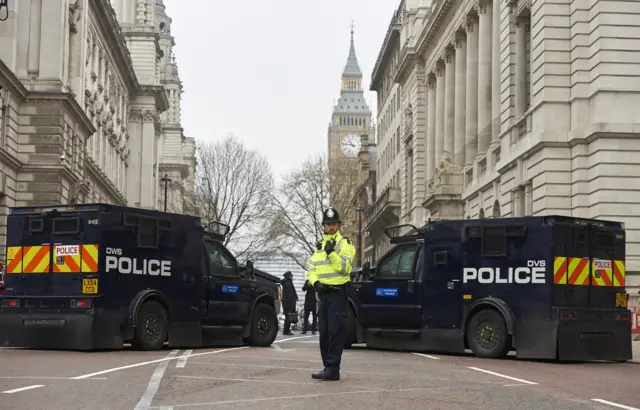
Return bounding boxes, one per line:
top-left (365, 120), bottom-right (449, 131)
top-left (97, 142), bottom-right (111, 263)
top-left (25, 91), bottom-right (97, 137)
top-left (0, 148), bottom-right (23, 171)
top-left (85, 158), bottom-right (127, 205)
top-left (392, 46), bottom-right (418, 84)
top-left (370, 10), bottom-right (403, 90)
top-left (138, 85), bottom-right (170, 113)
top-left (0, 59), bottom-right (28, 100)
top-left (91, 0), bottom-right (140, 95)
top-left (414, 0), bottom-right (465, 64)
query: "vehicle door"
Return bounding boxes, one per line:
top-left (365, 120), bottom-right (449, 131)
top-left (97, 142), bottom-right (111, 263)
top-left (5, 210), bottom-right (101, 300)
top-left (356, 243), bottom-right (422, 330)
top-left (423, 222), bottom-right (463, 330)
top-left (203, 240), bottom-right (252, 326)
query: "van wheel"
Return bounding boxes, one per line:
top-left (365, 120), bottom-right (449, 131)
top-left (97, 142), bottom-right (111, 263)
top-left (467, 309), bottom-right (510, 359)
top-left (344, 307), bottom-right (356, 349)
top-left (248, 304), bottom-right (278, 347)
top-left (132, 301), bottom-right (168, 351)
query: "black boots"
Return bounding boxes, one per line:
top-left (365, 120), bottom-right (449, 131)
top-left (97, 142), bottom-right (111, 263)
top-left (311, 369), bottom-right (340, 381)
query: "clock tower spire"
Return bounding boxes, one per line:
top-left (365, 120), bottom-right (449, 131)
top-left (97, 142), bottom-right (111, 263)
top-left (327, 23), bottom-right (372, 168)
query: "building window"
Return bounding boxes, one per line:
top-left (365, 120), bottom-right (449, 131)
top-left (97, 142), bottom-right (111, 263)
top-left (406, 150), bottom-right (414, 210)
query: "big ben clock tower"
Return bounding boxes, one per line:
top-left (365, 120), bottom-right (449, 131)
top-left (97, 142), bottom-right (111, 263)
top-left (327, 23), bottom-right (373, 170)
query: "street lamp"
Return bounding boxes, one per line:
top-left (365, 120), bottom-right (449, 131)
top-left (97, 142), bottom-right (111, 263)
top-left (161, 171), bottom-right (172, 212)
top-left (355, 206), bottom-right (363, 268)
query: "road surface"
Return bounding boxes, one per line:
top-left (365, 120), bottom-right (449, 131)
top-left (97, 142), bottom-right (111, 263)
top-left (1, 336), bottom-right (638, 409)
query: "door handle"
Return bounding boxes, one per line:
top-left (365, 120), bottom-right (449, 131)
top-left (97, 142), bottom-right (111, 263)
top-left (407, 280), bottom-right (415, 294)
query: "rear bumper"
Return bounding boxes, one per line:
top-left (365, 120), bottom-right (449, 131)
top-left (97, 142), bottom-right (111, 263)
top-left (0, 309), bottom-right (125, 351)
top-left (556, 308), bottom-right (632, 362)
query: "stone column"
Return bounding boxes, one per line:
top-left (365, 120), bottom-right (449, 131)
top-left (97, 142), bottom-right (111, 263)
top-left (426, 74), bottom-right (437, 185)
top-left (491, 0), bottom-right (501, 143)
top-left (524, 183), bottom-right (532, 216)
top-left (444, 48), bottom-right (456, 160)
top-left (465, 14), bottom-right (479, 167)
top-left (515, 17), bottom-right (528, 118)
top-left (435, 61), bottom-right (446, 167)
top-left (476, 1), bottom-right (492, 155)
top-left (454, 32), bottom-right (467, 168)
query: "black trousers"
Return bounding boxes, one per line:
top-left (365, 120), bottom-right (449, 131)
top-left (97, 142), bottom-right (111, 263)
top-left (303, 308), bottom-right (317, 332)
top-left (318, 284), bottom-right (348, 373)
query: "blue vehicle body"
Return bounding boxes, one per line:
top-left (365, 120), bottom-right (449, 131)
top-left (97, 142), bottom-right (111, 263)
top-left (0, 203), bottom-right (281, 351)
top-left (344, 215), bottom-right (632, 361)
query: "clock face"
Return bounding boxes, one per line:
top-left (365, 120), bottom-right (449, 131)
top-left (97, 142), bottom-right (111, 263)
top-left (340, 134), bottom-right (361, 157)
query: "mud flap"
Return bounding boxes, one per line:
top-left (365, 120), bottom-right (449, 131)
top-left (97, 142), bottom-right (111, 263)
top-left (0, 311), bottom-right (124, 351)
top-left (557, 312), bottom-right (632, 361)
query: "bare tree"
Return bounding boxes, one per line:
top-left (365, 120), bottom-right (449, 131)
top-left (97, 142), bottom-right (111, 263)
top-left (185, 134), bottom-right (275, 260)
top-left (266, 153), bottom-right (360, 270)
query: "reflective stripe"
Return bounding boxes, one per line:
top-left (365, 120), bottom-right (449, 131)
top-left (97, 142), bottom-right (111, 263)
top-left (310, 260), bottom-right (331, 266)
top-left (317, 272), bottom-right (346, 279)
top-left (307, 266), bottom-right (316, 272)
top-left (335, 238), bottom-right (345, 252)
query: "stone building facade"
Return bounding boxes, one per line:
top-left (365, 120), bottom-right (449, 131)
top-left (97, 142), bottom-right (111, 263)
top-left (0, 0), bottom-right (196, 263)
top-left (368, 0), bottom-right (640, 297)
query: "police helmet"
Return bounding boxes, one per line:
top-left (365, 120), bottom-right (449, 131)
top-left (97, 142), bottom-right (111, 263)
top-left (322, 207), bottom-right (341, 224)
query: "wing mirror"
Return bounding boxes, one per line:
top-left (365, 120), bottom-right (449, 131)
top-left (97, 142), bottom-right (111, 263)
top-left (244, 260), bottom-right (255, 278)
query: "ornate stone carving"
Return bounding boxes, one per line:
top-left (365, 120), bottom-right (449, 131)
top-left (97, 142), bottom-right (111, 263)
top-left (453, 31), bottom-right (466, 49)
top-left (465, 14), bottom-right (478, 32)
top-left (142, 110), bottom-right (156, 123)
top-left (129, 109), bottom-right (143, 122)
top-left (444, 47), bottom-right (455, 64)
top-left (474, 0), bottom-right (490, 15)
top-left (403, 104), bottom-right (413, 134)
top-left (69, 0), bottom-right (82, 34)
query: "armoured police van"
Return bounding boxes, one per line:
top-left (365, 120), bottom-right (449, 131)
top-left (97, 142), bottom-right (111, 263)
top-left (345, 215), bottom-right (632, 362)
top-left (0, 203), bottom-right (282, 351)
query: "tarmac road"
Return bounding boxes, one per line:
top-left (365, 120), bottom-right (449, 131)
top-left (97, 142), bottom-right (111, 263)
top-left (0, 336), bottom-right (638, 410)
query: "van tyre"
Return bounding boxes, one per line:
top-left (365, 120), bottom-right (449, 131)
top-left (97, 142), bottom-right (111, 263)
top-left (248, 303), bottom-right (278, 347)
top-left (467, 309), bottom-right (510, 359)
top-left (132, 301), bottom-right (168, 351)
top-left (344, 307), bottom-right (356, 349)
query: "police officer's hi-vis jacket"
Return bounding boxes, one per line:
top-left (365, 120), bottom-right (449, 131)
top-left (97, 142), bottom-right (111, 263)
top-left (307, 231), bottom-right (356, 286)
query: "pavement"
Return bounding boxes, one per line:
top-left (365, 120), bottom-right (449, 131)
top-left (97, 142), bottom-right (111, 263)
top-left (0, 335), bottom-right (639, 410)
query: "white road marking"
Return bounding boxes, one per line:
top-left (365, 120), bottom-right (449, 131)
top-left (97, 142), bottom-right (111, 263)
top-left (467, 367), bottom-right (538, 385)
top-left (2, 384), bottom-right (45, 394)
top-left (135, 350), bottom-right (179, 409)
top-left (70, 346), bottom-right (249, 380)
top-left (0, 376), bottom-right (106, 380)
top-left (412, 352), bottom-right (440, 360)
top-left (175, 375), bottom-right (321, 386)
top-left (69, 335), bottom-right (309, 380)
top-left (592, 398), bottom-right (640, 410)
top-left (273, 335), bottom-right (312, 343)
top-left (142, 385), bottom-right (471, 408)
top-left (175, 349), bottom-right (192, 368)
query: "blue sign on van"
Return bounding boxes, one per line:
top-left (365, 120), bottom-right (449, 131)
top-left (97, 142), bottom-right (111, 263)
top-left (222, 285), bottom-right (239, 294)
top-left (376, 288), bottom-right (398, 297)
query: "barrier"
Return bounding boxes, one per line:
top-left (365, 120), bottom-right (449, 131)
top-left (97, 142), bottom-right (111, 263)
top-left (631, 306), bottom-right (640, 339)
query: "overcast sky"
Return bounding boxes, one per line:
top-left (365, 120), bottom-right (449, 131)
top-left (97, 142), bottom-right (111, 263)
top-left (163, 0), bottom-right (399, 181)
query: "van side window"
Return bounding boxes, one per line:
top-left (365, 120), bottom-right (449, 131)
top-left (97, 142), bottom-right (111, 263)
top-left (138, 217), bottom-right (159, 248)
top-left (482, 227), bottom-right (506, 257)
top-left (215, 243), bottom-right (239, 276)
top-left (378, 246), bottom-right (417, 279)
top-left (204, 241), bottom-right (222, 275)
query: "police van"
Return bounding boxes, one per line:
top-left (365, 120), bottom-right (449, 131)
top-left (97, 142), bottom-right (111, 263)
top-left (344, 215), bottom-right (632, 362)
top-left (0, 203), bottom-right (282, 351)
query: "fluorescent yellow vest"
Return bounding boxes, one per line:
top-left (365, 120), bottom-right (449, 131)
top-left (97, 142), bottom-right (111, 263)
top-left (306, 231), bottom-right (356, 286)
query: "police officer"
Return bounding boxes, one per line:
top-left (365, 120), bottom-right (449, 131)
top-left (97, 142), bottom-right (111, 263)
top-left (306, 207), bottom-right (356, 381)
